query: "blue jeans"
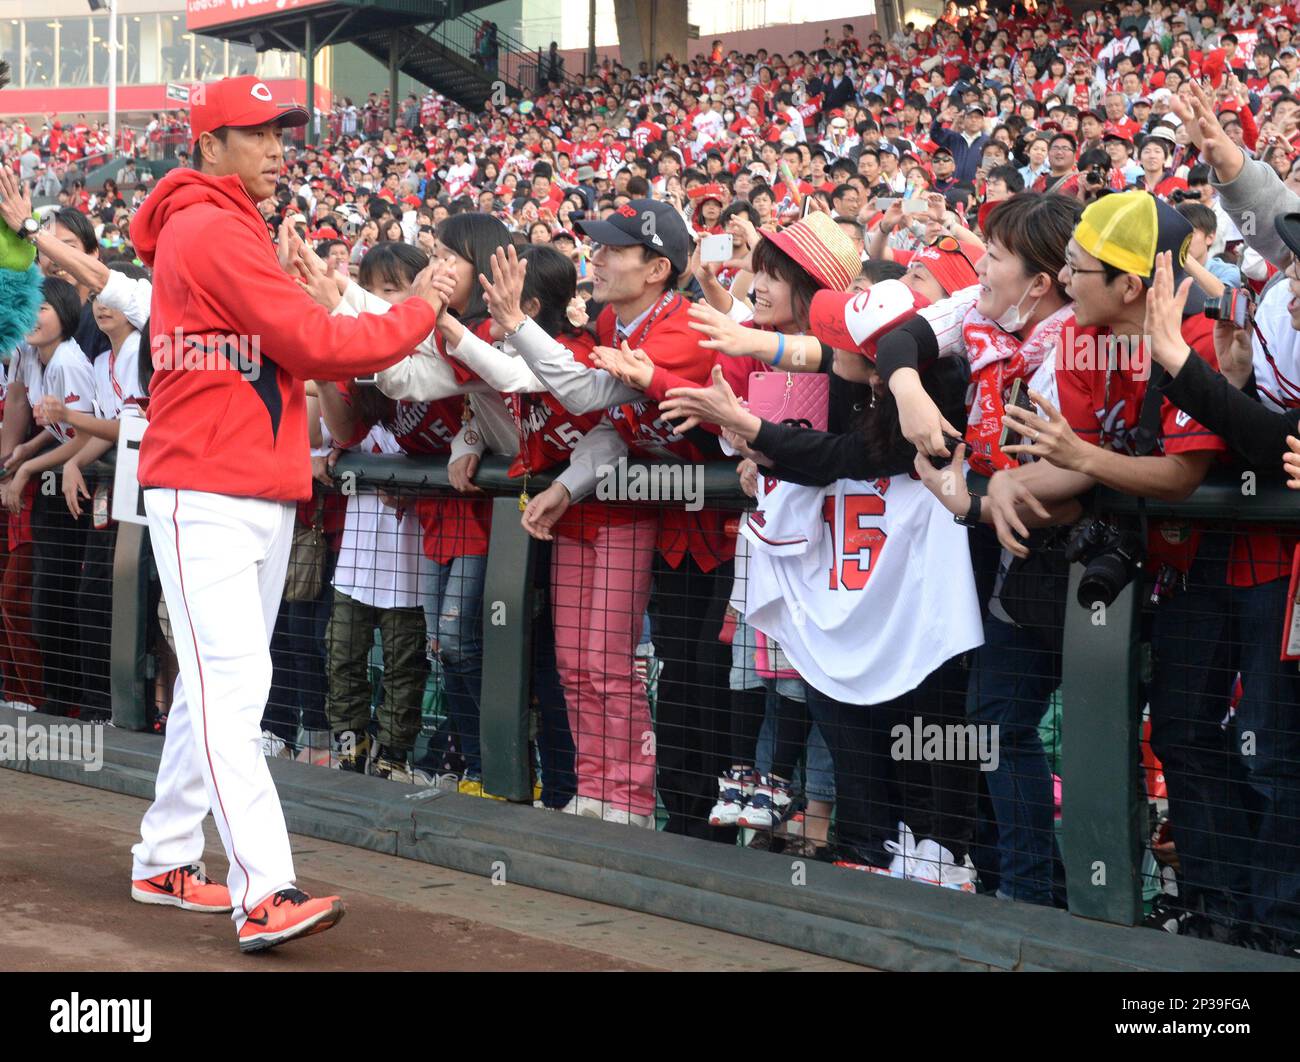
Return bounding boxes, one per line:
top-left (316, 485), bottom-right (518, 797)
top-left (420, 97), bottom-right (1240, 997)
top-left (966, 615), bottom-right (1059, 905)
top-left (531, 580), bottom-right (576, 808)
top-left (756, 693), bottom-right (835, 802)
top-left (421, 553), bottom-right (487, 777)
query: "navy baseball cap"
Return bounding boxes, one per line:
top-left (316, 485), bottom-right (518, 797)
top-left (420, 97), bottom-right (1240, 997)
top-left (574, 198), bottom-right (690, 273)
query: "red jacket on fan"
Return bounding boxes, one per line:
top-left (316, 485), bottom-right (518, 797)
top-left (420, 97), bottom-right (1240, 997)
top-left (594, 296), bottom-right (735, 572)
top-left (130, 167), bottom-right (437, 503)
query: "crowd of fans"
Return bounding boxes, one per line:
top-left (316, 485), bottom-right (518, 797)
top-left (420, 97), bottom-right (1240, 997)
top-left (2, 0), bottom-right (1300, 958)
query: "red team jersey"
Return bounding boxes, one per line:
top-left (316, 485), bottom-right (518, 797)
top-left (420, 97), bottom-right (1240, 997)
top-left (1055, 319), bottom-right (1227, 572)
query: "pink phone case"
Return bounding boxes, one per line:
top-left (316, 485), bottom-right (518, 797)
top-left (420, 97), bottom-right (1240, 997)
top-left (747, 370), bottom-right (829, 432)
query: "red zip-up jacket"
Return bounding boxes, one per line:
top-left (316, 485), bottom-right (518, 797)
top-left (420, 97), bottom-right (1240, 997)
top-left (130, 168), bottom-right (437, 502)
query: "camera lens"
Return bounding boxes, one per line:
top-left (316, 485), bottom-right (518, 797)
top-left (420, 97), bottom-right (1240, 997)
top-left (1077, 553), bottom-right (1135, 609)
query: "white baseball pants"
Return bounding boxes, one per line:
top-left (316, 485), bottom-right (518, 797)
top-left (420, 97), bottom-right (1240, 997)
top-left (131, 488), bottom-right (298, 928)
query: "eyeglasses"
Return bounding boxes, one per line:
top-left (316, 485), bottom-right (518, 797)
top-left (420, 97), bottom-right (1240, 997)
top-left (1062, 259), bottom-right (1108, 276)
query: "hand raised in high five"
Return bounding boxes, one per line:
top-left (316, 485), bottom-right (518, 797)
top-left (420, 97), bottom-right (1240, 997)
top-left (1170, 79), bottom-right (1245, 183)
top-left (295, 241), bottom-right (342, 311)
top-left (277, 213), bottom-right (304, 274)
top-left (688, 301), bottom-right (754, 358)
top-left (1143, 250), bottom-right (1196, 375)
top-left (479, 244), bottom-right (528, 332)
top-left (409, 257), bottom-right (452, 317)
top-left (0, 165), bottom-right (34, 235)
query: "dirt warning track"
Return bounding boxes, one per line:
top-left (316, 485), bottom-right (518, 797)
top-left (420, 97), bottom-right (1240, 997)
top-left (0, 770), bottom-right (865, 972)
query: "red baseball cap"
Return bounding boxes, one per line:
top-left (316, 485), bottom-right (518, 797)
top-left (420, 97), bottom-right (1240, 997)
top-left (809, 280), bottom-right (924, 359)
top-left (909, 237), bottom-right (984, 295)
top-left (190, 76), bottom-right (309, 146)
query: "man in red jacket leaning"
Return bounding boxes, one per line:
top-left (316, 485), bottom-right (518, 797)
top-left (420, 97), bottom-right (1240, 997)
top-left (126, 76), bottom-right (443, 953)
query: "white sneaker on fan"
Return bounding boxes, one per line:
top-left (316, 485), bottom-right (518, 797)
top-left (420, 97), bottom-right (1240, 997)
top-left (708, 767), bottom-right (754, 826)
top-left (561, 796), bottom-right (607, 818)
top-left (736, 775), bottom-right (792, 830)
top-left (603, 806), bottom-right (654, 829)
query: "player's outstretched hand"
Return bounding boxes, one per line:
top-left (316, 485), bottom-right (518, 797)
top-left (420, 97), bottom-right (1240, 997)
top-left (295, 242), bottom-right (342, 311)
top-left (409, 258), bottom-right (450, 317)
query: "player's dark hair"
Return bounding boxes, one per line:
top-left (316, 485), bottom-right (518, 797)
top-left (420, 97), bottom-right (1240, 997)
top-left (987, 164), bottom-right (1025, 193)
top-left (640, 245), bottom-right (682, 293)
top-left (41, 275), bottom-right (82, 341)
top-left (1176, 201), bottom-right (1216, 237)
top-left (194, 127), bottom-right (231, 172)
top-left (859, 356), bottom-right (970, 475)
top-left (721, 200), bottom-right (760, 226)
top-left (519, 244), bottom-right (582, 337)
top-left (358, 240), bottom-right (427, 294)
top-left (435, 212), bottom-right (513, 328)
top-left (861, 259), bottom-right (906, 284)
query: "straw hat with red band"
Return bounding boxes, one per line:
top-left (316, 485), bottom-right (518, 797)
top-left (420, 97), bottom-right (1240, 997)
top-left (909, 235), bottom-right (984, 296)
top-left (190, 75), bottom-right (309, 146)
top-left (762, 212), bottom-right (862, 294)
top-left (809, 280), bottom-right (926, 360)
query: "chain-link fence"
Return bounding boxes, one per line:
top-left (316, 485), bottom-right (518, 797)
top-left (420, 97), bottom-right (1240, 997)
top-left (13, 451), bottom-right (1299, 958)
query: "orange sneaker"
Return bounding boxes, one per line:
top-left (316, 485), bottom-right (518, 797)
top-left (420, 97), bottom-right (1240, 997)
top-left (238, 888), bottom-right (345, 953)
top-left (131, 862), bottom-right (233, 913)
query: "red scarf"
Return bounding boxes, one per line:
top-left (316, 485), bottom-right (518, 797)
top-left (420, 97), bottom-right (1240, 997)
top-left (961, 302), bottom-right (1074, 476)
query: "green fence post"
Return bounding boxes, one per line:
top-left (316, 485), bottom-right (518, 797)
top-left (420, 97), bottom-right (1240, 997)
top-left (479, 495), bottom-right (536, 801)
top-left (110, 521), bottom-right (151, 731)
top-left (1059, 564), bottom-right (1144, 924)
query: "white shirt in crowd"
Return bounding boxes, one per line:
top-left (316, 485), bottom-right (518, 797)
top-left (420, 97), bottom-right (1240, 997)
top-left (13, 339), bottom-right (96, 444)
top-left (92, 331), bottom-right (147, 420)
top-left (331, 424), bottom-right (425, 610)
top-left (741, 473), bottom-right (984, 705)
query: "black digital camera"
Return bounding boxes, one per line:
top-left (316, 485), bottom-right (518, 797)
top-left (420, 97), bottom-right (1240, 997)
top-left (1063, 517), bottom-right (1145, 609)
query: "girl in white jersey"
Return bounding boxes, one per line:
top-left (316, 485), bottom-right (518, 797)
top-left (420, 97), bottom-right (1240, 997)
top-left (658, 308), bottom-right (985, 886)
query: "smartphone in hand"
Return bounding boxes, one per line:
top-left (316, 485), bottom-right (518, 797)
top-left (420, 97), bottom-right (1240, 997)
top-left (700, 233), bottom-right (734, 263)
top-left (998, 377), bottom-right (1037, 455)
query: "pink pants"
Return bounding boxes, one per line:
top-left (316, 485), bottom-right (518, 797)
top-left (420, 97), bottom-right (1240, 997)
top-left (551, 515), bottom-right (658, 815)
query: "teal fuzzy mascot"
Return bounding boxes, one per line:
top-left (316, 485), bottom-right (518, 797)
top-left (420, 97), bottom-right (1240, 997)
top-left (0, 59), bottom-right (43, 354)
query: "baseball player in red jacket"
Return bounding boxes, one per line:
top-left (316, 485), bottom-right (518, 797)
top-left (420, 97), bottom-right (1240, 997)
top-left (126, 77), bottom-right (444, 953)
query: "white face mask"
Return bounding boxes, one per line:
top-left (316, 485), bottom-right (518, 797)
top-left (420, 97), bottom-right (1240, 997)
top-left (994, 277), bottom-right (1042, 332)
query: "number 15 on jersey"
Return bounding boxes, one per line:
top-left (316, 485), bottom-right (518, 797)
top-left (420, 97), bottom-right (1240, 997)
top-left (822, 494), bottom-right (887, 591)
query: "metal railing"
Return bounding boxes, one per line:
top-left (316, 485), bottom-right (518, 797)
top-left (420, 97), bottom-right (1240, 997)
top-left (420, 12), bottom-right (585, 97)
